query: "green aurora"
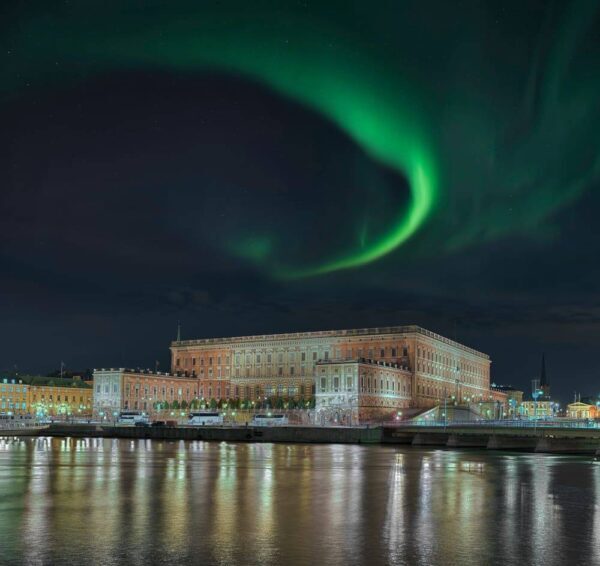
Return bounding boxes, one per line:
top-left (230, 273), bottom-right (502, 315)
top-left (4, 1), bottom-right (599, 278)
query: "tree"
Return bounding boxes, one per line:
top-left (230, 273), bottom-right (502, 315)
top-left (209, 398), bottom-right (218, 409)
top-left (172, 400), bottom-right (180, 410)
top-left (180, 400), bottom-right (188, 410)
top-left (275, 397), bottom-right (284, 410)
top-left (309, 397), bottom-right (316, 409)
top-left (287, 399), bottom-right (296, 410)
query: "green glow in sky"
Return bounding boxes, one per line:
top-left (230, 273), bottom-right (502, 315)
top-left (4, 3), bottom-right (439, 279)
top-left (5, 2), bottom-right (599, 279)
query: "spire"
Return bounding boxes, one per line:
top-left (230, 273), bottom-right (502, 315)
top-left (540, 353), bottom-right (547, 387)
top-left (176, 321), bottom-right (181, 342)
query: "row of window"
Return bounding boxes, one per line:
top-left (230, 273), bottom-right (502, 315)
top-left (417, 347), bottom-right (486, 377)
top-left (319, 375), bottom-right (411, 396)
top-left (0, 402), bottom-right (27, 410)
top-left (0, 385), bottom-right (24, 393)
top-left (30, 394), bottom-right (88, 403)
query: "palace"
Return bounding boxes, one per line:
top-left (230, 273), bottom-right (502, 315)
top-left (169, 325), bottom-right (492, 420)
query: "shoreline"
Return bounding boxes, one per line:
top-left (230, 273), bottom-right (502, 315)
top-left (2, 423), bottom-right (600, 455)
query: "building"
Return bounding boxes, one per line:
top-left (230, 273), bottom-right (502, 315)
top-left (315, 358), bottom-right (413, 423)
top-left (17, 376), bottom-right (93, 417)
top-left (520, 400), bottom-right (556, 418)
top-left (566, 401), bottom-right (598, 420)
top-left (170, 325), bottom-right (491, 410)
top-left (0, 378), bottom-right (29, 415)
top-left (491, 384), bottom-right (524, 417)
top-left (93, 369), bottom-right (201, 416)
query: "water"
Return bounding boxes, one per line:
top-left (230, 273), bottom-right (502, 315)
top-left (0, 437), bottom-right (599, 566)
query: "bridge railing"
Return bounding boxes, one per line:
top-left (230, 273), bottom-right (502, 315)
top-left (388, 419), bottom-right (600, 429)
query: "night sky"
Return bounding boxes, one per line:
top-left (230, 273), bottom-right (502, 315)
top-left (3, 1), bottom-right (600, 402)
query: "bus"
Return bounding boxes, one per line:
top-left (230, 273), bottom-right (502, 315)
top-left (188, 412), bottom-right (223, 426)
top-left (252, 414), bottom-right (288, 426)
top-left (117, 411), bottom-right (149, 425)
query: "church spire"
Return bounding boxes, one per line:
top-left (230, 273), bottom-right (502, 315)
top-left (539, 353), bottom-right (550, 400)
top-left (176, 321), bottom-right (181, 342)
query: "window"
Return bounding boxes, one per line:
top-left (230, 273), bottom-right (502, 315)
top-left (333, 377), bottom-right (339, 390)
top-left (320, 378), bottom-right (326, 391)
top-left (380, 349), bottom-right (385, 358)
top-left (312, 352), bottom-right (317, 361)
top-left (256, 354), bottom-right (261, 363)
top-left (192, 357), bottom-right (196, 366)
top-left (278, 367), bottom-right (283, 376)
top-left (324, 351), bottom-right (329, 360)
top-left (290, 367), bottom-right (295, 376)
top-left (392, 348), bottom-right (397, 357)
top-left (176, 358), bottom-right (180, 366)
top-left (267, 354), bottom-right (272, 363)
top-left (301, 352), bottom-right (306, 362)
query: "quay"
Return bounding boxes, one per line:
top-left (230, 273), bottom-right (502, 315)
top-left (2, 422), bottom-right (600, 454)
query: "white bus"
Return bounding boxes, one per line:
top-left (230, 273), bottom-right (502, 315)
top-left (252, 414), bottom-right (288, 426)
top-left (117, 410), bottom-right (149, 425)
top-left (188, 411), bottom-right (223, 426)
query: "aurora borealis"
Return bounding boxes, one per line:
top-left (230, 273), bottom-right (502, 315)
top-left (2, 1), bottom-right (600, 399)
top-left (4, 2), bottom-right (440, 278)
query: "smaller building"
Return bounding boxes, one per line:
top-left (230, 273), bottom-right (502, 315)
top-left (0, 378), bottom-right (28, 415)
top-left (20, 376), bottom-right (93, 417)
top-left (93, 369), bottom-right (201, 417)
top-left (566, 402), bottom-right (598, 420)
top-left (315, 358), bottom-right (412, 424)
top-left (491, 384), bottom-right (524, 417)
top-left (520, 400), bottom-right (556, 419)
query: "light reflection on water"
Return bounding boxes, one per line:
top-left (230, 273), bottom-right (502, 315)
top-left (0, 437), bottom-right (598, 566)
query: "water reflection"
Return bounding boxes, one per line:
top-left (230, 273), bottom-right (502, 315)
top-left (0, 438), bottom-right (597, 565)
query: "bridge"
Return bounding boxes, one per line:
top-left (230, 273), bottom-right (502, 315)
top-left (383, 421), bottom-right (600, 454)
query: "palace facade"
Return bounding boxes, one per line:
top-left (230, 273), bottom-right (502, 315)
top-left (170, 325), bottom-right (492, 418)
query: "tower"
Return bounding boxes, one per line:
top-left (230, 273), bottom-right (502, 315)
top-left (176, 321), bottom-right (181, 343)
top-left (539, 353), bottom-right (550, 400)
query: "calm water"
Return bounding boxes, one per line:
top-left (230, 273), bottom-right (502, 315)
top-left (0, 438), bottom-right (599, 566)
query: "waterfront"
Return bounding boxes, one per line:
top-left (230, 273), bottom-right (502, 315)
top-left (0, 439), bottom-right (599, 565)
